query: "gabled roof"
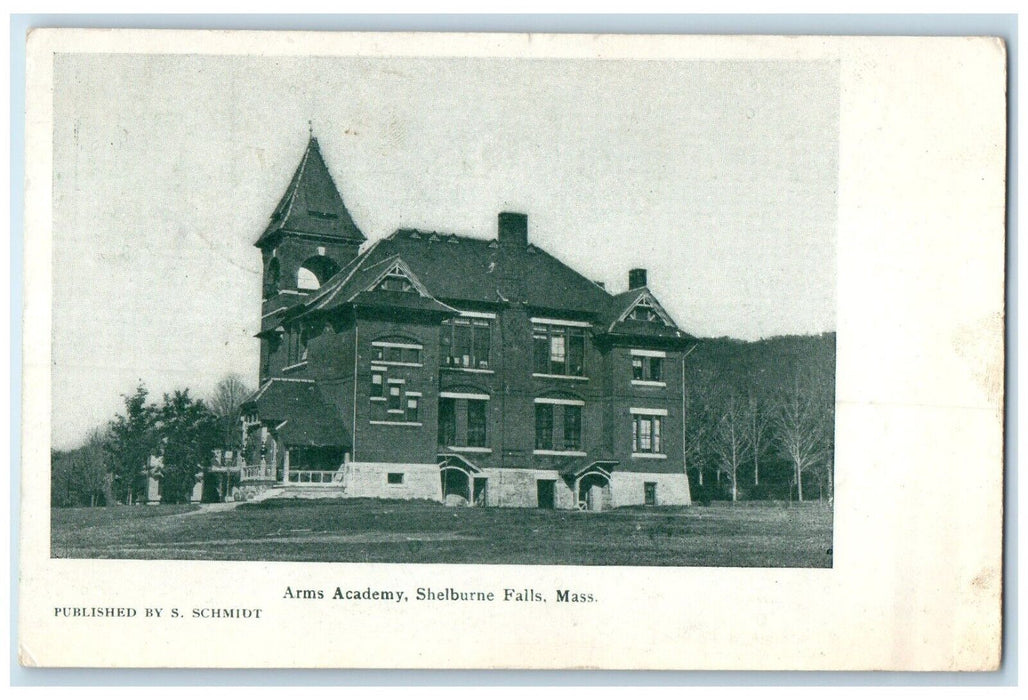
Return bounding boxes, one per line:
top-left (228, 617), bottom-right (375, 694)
top-left (241, 379), bottom-right (351, 448)
top-left (599, 288), bottom-right (695, 343)
top-left (303, 251), bottom-right (457, 318)
top-left (256, 137), bottom-right (366, 248)
top-left (303, 228), bottom-right (613, 317)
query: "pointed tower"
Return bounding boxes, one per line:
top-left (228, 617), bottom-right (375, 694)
top-left (256, 136), bottom-right (366, 305)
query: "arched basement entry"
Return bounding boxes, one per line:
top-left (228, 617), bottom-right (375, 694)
top-left (438, 454), bottom-right (483, 506)
top-left (561, 461), bottom-right (618, 512)
top-left (578, 473), bottom-right (610, 512)
top-left (441, 467), bottom-right (470, 504)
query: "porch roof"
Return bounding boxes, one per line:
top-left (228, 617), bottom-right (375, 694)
top-left (242, 379), bottom-right (352, 449)
top-left (558, 460), bottom-right (619, 481)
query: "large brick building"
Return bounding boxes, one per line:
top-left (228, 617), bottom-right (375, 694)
top-left (238, 136), bottom-right (696, 509)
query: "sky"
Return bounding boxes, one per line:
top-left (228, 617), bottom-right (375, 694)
top-left (50, 54), bottom-right (838, 449)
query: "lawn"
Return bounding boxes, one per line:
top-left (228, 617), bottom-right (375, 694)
top-left (51, 498), bottom-right (832, 567)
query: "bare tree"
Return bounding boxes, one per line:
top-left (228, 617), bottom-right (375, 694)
top-left (773, 375), bottom-right (832, 502)
top-left (710, 386), bottom-right (751, 502)
top-left (209, 374), bottom-right (254, 460)
top-left (685, 368), bottom-right (719, 487)
top-left (746, 390), bottom-right (773, 486)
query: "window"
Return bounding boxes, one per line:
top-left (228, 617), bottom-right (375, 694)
top-left (632, 414), bottom-right (663, 454)
top-left (400, 396), bottom-right (417, 423)
top-left (467, 400), bottom-right (487, 447)
top-left (405, 396), bottom-right (419, 423)
top-left (632, 355), bottom-right (663, 382)
top-left (644, 482), bottom-right (657, 506)
top-left (438, 394), bottom-right (490, 449)
top-left (438, 398), bottom-right (456, 445)
top-left (286, 327), bottom-right (308, 366)
top-left (370, 374), bottom-right (419, 425)
top-left (387, 473), bottom-right (405, 485)
top-left (441, 318), bottom-right (491, 369)
top-left (535, 404), bottom-right (554, 450)
top-left (563, 405), bottom-right (582, 450)
top-left (534, 400), bottom-right (584, 453)
top-left (372, 340), bottom-right (422, 365)
top-left (532, 324), bottom-right (585, 376)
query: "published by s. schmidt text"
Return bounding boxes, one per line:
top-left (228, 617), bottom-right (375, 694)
top-left (282, 586), bottom-right (597, 604)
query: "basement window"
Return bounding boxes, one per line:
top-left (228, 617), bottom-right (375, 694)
top-left (387, 473), bottom-right (404, 485)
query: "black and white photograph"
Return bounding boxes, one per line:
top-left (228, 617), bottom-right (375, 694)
top-left (19, 30), bottom-right (1004, 671)
top-left (47, 51), bottom-right (837, 567)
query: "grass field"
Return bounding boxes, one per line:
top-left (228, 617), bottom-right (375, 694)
top-left (51, 498), bottom-right (832, 567)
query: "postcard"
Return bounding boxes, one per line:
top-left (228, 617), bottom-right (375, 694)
top-left (20, 30), bottom-right (1005, 670)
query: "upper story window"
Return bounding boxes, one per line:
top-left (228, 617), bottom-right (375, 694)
top-left (532, 320), bottom-right (586, 377)
top-left (371, 339), bottom-right (423, 366)
top-left (441, 316), bottom-right (492, 370)
top-left (631, 349), bottom-right (665, 384)
top-left (286, 326), bottom-right (309, 367)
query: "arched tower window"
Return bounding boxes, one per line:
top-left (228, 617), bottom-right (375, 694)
top-left (296, 254), bottom-right (340, 291)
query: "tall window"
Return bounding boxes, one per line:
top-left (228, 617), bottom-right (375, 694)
top-left (632, 356), bottom-right (663, 382)
top-left (535, 401), bottom-right (584, 452)
top-left (467, 400), bottom-right (487, 447)
top-left (438, 398), bottom-right (457, 445)
top-left (563, 405), bottom-right (582, 450)
top-left (441, 318), bottom-right (491, 369)
top-left (387, 385), bottom-right (402, 411)
top-left (438, 395), bottom-right (489, 448)
top-left (535, 404), bottom-right (554, 450)
top-left (632, 415), bottom-right (663, 454)
top-left (532, 324), bottom-right (585, 376)
top-left (286, 327), bottom-right (308, 366)
top-left (371, 370), bottom-right (384, 397)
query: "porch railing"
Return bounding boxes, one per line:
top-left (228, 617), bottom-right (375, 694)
top-left (286, 470), bottom-right (344, 485)
top-left (241, 464), bottom-right (275, 481)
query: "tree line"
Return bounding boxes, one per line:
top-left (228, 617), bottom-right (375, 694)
top-left (52, 335), bottom-right (835, 508)
top-left (51, 375), bottom-right (253, 507)
top-left (685, 333), bottom-right (836, 503)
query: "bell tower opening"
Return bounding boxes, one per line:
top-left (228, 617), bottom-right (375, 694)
top-left (296, 254), bottom-right (341, 291)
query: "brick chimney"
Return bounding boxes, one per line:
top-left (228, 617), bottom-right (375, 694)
top-left (628, 268), bottom-right (648, 290)
top-left (498, 212), bottom-right (528, 247)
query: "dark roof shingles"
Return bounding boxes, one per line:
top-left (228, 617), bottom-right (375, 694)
top-left (256, 137), bottom-right (366, 247)
top-left (242, 380), bottom-right (351, 448)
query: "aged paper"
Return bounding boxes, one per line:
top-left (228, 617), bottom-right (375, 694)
top-left (20, 30), bottom-right (1005, 669)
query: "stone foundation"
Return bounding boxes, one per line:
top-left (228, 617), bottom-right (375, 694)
top-left (343, 462), bottom-right (442, 501)
top-left (610, 471), bottom-right (692, 507)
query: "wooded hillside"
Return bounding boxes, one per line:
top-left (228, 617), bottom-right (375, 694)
top-left (686, 333), bottom-right (836, 503)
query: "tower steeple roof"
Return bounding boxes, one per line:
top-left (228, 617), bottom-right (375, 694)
top-left (255, 136), bottom-right (366, 248)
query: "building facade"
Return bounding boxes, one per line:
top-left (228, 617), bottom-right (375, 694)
top-left (238, 136), bottom-right (695, 509)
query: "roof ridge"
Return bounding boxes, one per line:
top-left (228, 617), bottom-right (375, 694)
top-left (279, 140), bottom-right (311, 226)
top-left (393, 228), bottom-right (496, 245)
